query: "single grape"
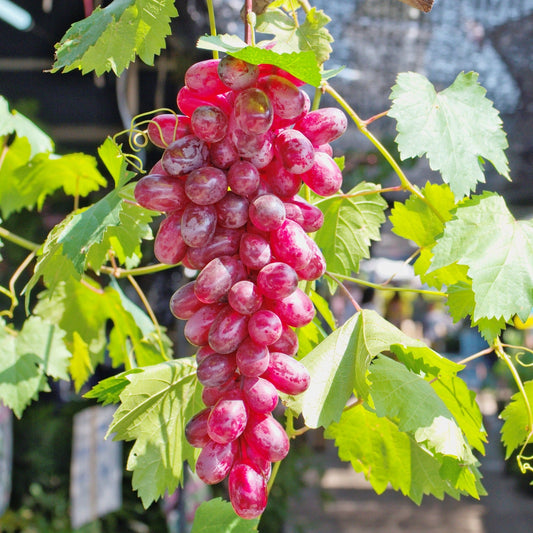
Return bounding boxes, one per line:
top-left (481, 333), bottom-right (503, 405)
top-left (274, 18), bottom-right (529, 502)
top-left (170, 281), bottom-right (204, 319)
top-left (228, 280), bottom-right (263, 315)
top-left (209, 135), bottom-right (239, 169)
top-left (186, 227), bottom-right (244, 269)
top-left (194, 256), bottom-right (241, 304)
top-left (301, 152), bottom-right (343, 196)
top-left (180, 203), bottom-right (217, 248)
top-left (217, 56), bottom-right (259, 90)
top-left (134, 174), bottom-right (190, 213)
top-left (294, 107), bottom-right (348, 146)
top-left (244, 412), bottom-right (290, 462)
top-left (231, 127), bottom-right (272, 159)
top-left (258, 74), bottom-right (306, 120)
top-left (257, 262), bottom-right (299, 300)
top-left (270, 219), bottom-right (312, 270)
top-left (227, 160), bottom-right (261, 198)
top-left (191, 105), bottom-right (228, 143)
top-left (208, 307), bottom-right (250, 354)
top-left (233, 88), bottom-right (273, 134)
top-left (147, 113), bottom-right (192, 148)
top-left (248, 310), bottom-right (283, 346)
top-left (239, 233), bottom-right (272, 271)
top-left (262, 351), bottom-right (310, 395)
top-left (185, 166), bottom-right (228, 205)
top-left (245, 141), bottom-right (275, 169)
top-left (295, 237), bottom-right (326, 281)
top-left (184, 303), bottom-right (225, 347)
top-left (274, 129), bottom-right (315, 174)
top-left (195, 439), bottom-right (238, 485)
top-left (228, 462), bottom-right (268, 520)
top-left (196, 352), bottom-right (237, 387)
top-left (161, 135), bottom-right (209, 176)
top-left (249, 194), bottom-right (286, 232)
top-left (196, 344), bottom-right (216, 364)
top-left (236, 337), bottom-right (270, 377)
top-left (268, 323), bottom-right (299, 356)
top-left (267, 288), bottom-right (315, 328)
top-left (184, 58), bottom-right (228, 96)
top-left (284, 196), bottom-right (324, 233)
top-left (262, 159), bottom-right (302, 198)
top-left (207, 395), bottom-right (248, 444)
top-left (242, 376), bottom-right (279, 414)
top-left (216, 192), bottom-right (249, 229)
top-left (154, 212), bottom-right (188, 265)
top-left (185, 407), bottom-right (212, 448)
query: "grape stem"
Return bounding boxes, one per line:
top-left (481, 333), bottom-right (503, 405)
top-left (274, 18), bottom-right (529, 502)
top-left (325, 271), bottom-right (362, 312)
top-left (206, 0), bottom-right (219, 59)
top-left (456, 346), bottom-right (494, 366)
top-left (3, 250), bottom-right (37, 318)
top-left (244, 0), bottom-right (256, 46)
top-left (502, 343), bottom-right (533, 368)
top-left (0, 226), bottom-right (40, 251)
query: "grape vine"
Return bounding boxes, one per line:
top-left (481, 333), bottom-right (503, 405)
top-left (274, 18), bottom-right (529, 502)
top-left (1, 0), bottom-right (533, 530)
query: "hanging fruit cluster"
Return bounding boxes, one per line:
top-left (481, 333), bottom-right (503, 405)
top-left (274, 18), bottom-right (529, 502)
top-left (134, 55), bottom-right (347, 519)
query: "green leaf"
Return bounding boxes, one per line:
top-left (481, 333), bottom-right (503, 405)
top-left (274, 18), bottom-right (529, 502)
top-left (84, 369), bottom-right (144, 405)
top-left (391, 345), bottom-right (487, 454)
top-left (0, 150), bottom-right (106, 218)
top-left (52, 0), bottom-right (179, 76)
top-left (310, 290), bottom-right (336, 331)
top-left (298, 310), bottom-right (426, 428)
top-left (108, 359), bottom-right (203, 507)
top-left (191, 498), bottom-right (260, 532)
top-left (297, 318), bottom-right (327, 360)
top-left (315, 183), bottom-right (387, 293)
top-left (430, 192), bottom-right (533, 323)
top-left (325, 403), bottom-right (482, 503)
top-left (389, 72), bottom-right (509, 199)
top-left (197, 36), bottom-right (321, 87)
top-left (390, 183), bottom-right (469, 290)
top-left (256, 7), bottom-right (333, 66)
top-left (0, 96), bottom-right (53, 157)
top-left (370, 356), bottom-right (476, 464)
top-left (0, 317), bottom-right (71, 418)
top-left (500, 381), bottom-right (533, 459)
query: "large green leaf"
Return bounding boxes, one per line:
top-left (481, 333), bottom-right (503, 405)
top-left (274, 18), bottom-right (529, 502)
top-left (191, 498), bottom-right (259, 532)
top-left (500, 381), bottom-right (533, 460)
top-left (430, 192), bottom-right (533, 323)
top-left (197, 36), bottom-right (321, 87)
top-left (108, 359), bottom-right (203, 507)
top-left (325, 404), bottom-right (483, 503)
top-left (0, 96), bottom-right (53, 157)
top-left (389, 72), bottom-right (509, 199)
top-left (255, 7), bottom-right (333, 66)
top-left (0, 317), bottom-right (71, 418)
top-left (298, 309), bottom-right (426, 428)
top-left (314, 183), bottom-right (387, 293)
top-left (52, 0), bottom-right (178, 76)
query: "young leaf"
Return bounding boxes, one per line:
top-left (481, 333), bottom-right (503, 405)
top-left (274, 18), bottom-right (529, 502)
top-left (0, 316), bottom-right (71, 418)
top-left (500, 381), bottom-right (533, 459)
top-left (108, 358), bottom-right (204, 508)
top-left (325, 403), bottom-right (483, 503)
top-left (430, 192), bottom-right (533, 323)
top-left (84, 369), bottom-right (144, 406)
top-left (389, 72), bottom-right (509, 199)
top-left (52, 0), bottom-right (179, 76)
top-left (0, 96), bottom-right (53, 157)
top-left (315, 183), bottom-right (387, 293)
top-left (197, 36), bottom-right (321, 87)
top-left (298, 310), bottom-right (426, 428)
top-left (255, 7), bottom-right (333, 66)
top-left (191, 498), bottom-right (260, 533)
top-left (389, 183), bottom-right (468, 290)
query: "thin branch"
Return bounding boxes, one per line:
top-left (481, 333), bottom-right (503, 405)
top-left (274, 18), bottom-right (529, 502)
top-left (364, 109), bottom-right (389, 125)
top-left (456, 346), bottom-right (494, 366)
top-left (0, 226), bottom-right (40, 251)
top-left (206, 0), bottom-right (219, 59)
top-left (244, 0), bottom-right (253, 45)
top-left (99, 262), bottom-right (174, 278)
top-left (381, 248), bottom-right (420, 286)
top-left (325, 271), bottom-right (362, 312)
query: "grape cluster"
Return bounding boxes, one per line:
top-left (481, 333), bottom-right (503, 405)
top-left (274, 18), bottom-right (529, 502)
top-left (134, 56), bottom-right (346, 519)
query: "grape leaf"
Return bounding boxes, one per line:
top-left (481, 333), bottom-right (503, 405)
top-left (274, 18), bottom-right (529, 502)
top-left (389, 72), bottom-right (509, 199)
top-left (85, 369), bottom-right (144, 406)
top-left (370, 356), bottom-right (476, 464)
top-left (197, 36), bottom-right (321, 87)
top-left (500, 381), bottom-right (533, 459)
top-left (389, 183), bottom-right (469, 290)
top-left (391, 345), bottom-right (487, 453)
top-left (325, 403), bottom-right (484, 503)
top-left (298, 309), bottom-right (426, 428)
top-left (52, 0), bottom-right (179, 76)
top-left (0, 149), bottom-right (106, 218)
top-left (256, 7), bottom-right (333, 65)
top-left (191, 498), bottom-right (260, 533)
top-left (314, 183), bottom-right (387, 293)
top-left (0, 96), bottom-right (53, 157)
top-left (430, 192), bottom-right (533, 323)
top-left (0, 316), bottom-right (71, 418)
top-left (34, 278), bottom-right (170, 390)
top-left (108, 358), bottom-right (203, 507)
